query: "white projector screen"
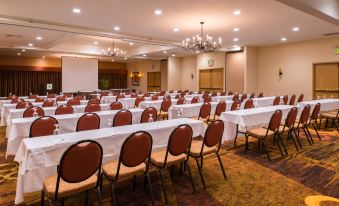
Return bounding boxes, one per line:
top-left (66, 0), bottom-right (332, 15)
top-left (62, 57), bottom-right (98, 93)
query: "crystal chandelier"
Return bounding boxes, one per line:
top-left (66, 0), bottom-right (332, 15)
top-left (182, 22), bottom-right (222, 53)
top-left (105, 40), bottom-right (127, 58)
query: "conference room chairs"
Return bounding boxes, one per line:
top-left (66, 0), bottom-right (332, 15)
top-left (293, 105), bottom-right (312, 146)
top-left (228, 91), bottom-right (233, 95)
top-left (116, 94), bottom-right (125, 99)
top-left (197, 102), bottom-right (211, 122)
top-left (130, 93), bottom-right (138, 98)
top-left (189, 91), bottom-right (194, 95)
top-left (240, 93), bottom-right (247, 103)
top-left (100, 92), bottom-right (108, 99)
top-left (15, 101), bottom-right (32, 109)
top-left (220, 91), bottom-right (226, 96)
top-left (297, 94), bottom-right (304, 103)
top-left (258, 92), bottom-right (264, 98)
top-left (42, 100), bottom-right (55, 107)
top-left (41, 140), bottom-right (103, 206)
top-left (109, 102), bottom-right (123, 110)
top-left (85, 104), bottom-right (101, 112)
top-left (125, 91), bottom-right (131, 95)
top-left (278, 107), bottom-right (300, 151)
top-left (231, 99), bottom-right (241, 111)
top-left (29, 116), bottom-right (58, 138)
top-left (198, 91), bottom-right (203, 94)
top-left (67, 99), bottom-right (81, 106)
top-left (202, 93), bottom-right (209, 100)
top-left (143, 92), bottom-right (150, 97)
top-left (163, 94), bottom-right (171, 100)
top-left (151, 95), bottom-right (158, 101)
top-left (177, 97), bottom-right (185, 105)
top-left (134, 96), bottom-right (144, 108)
top-left (203, 95), bottom-right (212, 103)
top-left (28, 94), bottom-right (38, 99)
top-left (308, 103), bottom-right (322, 141)
top-left (232, 94), bottom-right (239, 101)
top-left (113, 109), bottom-right (132, 127)
top-left (175, 94), bottom-right (180, 99)
top-left (150, 124), bottom-right (195, 203)
top-left (234, 99), bottom-right (253, 148)
top-left (101, 131), bottom-right (154, 206)
top-left (56, 96), bottom-right (66, 102)
top-left (160, 90), bottom-right (166, 96)
top-left (320, 110), bottom-right (339, 132)
top-left (289, 94), bottom-right (296, 105)
top-left (249, 93), bottom-right (255, 99)
top-left (245, 110), bottom-right (283, 160)
top-left (244, 98), bottom-right (254, 109)
top-left (74, 95), bottom-right (84, 100)
top-left (76, 113), bottom-right (100, 132)
top-left (178, 90), bottom-right (182, 93)
top-left (55, 105), bottom-right (74, 115)
top-left (47, 93), bottom-right (56, 98)
top-left (11, 98), bottom-right (20, 104)
top-left (140, 107), bottom-right (157, 123)
top-left (88, 98), bottom-right (100, 105)
top-left (191, 96), bottom-right (200, 104)
top-left (211, 91), bottom-right (217, 97)
top-left (188, 120), bottom-right (226, 190)
top-left (282, 95), bottom-right (289, 105)
top-left (180, 91), bottom-right (186, 97)
top-left (169, 90), bottom-right (174, 93)
top-left (211, 101), bottom-right (226, 121)
top-left (158, 99), bottom-right (171, 120)
top-left (23, 106), bottom-right (44, 118)
top-left (137, 91), bottom-right (143, 95)
top-left (35, 97), bottom-right (45, 102)
top-left (273, 96), bottom-right (280, 106)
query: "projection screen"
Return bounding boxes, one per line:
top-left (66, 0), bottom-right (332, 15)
top-left (61, 57), bottom-right (98, 93)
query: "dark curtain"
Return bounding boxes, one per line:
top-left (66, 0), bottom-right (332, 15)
top-left (98, 72), bottom-right (127, 90)
top-left (0, 70), bottom-right (61, 96)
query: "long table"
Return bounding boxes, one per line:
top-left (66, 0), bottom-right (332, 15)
top-left (14, 118), bottom-right (206, 204)
top-left (297, 99), bottom-right (339, 113)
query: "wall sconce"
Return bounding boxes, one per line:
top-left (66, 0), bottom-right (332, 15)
top-left (131, 72), bottom-right (141, 86)
top-left (191, 73), bottom-right (194, 79)
top-left (279, 68), bottom-right (282, 80)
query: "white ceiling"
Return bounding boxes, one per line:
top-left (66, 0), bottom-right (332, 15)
top-left (0, 0), bottom-right (337, 61)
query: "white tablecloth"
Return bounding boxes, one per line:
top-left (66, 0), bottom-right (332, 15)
top-left (297, 99), bottom-right (339, 113)
top-left (101, 95), bottom-right (117, 103)
top-left (6, 108), bottom-right (143, 156)
top-left (117, 98), bottom-right (136, 109)
top-left (14, 118), bottom-right (206, 204)
top-left (139, 99), bottom-right (177, 110)
top-left (168, 102), bottom-right (226, 119)
top-left (220, 105), bottom-right (293, 142)
top-left (252, 96), bottom-right (277, 108)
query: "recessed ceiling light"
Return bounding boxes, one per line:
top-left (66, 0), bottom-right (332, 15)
top-left (233, 28), bottom-right (240, 32)
top-left (114, 26), bottom-right (120, 31)
top-left (233, 38), bottom-right (239, 42)
top-left (42, 56), bottom-right (46, 59)
top-left (17, 52), bottom-right (21, 56)
top-left (72, 8), bottom-right (81, 14)
top-left (233, 10), bottom-right (241, 15)
top-left (93, 41), bottom-right (98, 45)
top-left (173, 28), bottom-right (179, 32)
top-left (163, 50), bottom-right (167, 54)
top-left (142, 54), bottom-right (147, 57)
top-left (171, 54), bottom-right (176, 57)
top-left (111, 59), bottom-right (115, 62)
top-left (124, 57), bottom-right (128, 60)
top-left (292, 27), bottom-right (300, 32)
top-left (281, 37), bottom-right (287, 42)
top-left (21, 49), bottom-right (26, 52)
top-left (154, 9), bottom-right (162, 15)
top-left (36, 36), bottom-right (43, 41)
top-left (28, 43), bottom-right (33, 47)
top-left (129, 42), bottom-right (134, 45)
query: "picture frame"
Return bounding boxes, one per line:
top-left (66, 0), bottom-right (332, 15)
top-left (131, 72), bottom-right (140, 86)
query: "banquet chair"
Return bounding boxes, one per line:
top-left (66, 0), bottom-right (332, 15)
top-left (42, 100), bottom-right (55, 107)
top-left (211, 92), bottom-right (217, 97)
top-left (211, 101), bottom-right (226, 121)
top-left (29, 116), bottom-right (58, 138)
top-left (88, 98), bottom-right (100, 104)
top-left (245, 110), bottom-right (283, 161)
top-left (143, 92), bottom-right (150, 97)
top-left (198, 91), bottom-right (203, 94)
top-left (47, 93), bottom-right (56, 98)
top-left (113, 109), bottom-right (132, 127)
top-left (258, 92), bottom-right (264, 98)
top-left (74, 95), bottom-right (84, 100)
top-left (282, 95), bottom-right (289, 105)
top-left (191, 96), bottom-right (200, 104)
top-left (125, 91), bottom-right (131, 95)
top-left (117, 94), bottom-right (125, 99)
top-left (56, 96), bottom-right (66, 102)
top-left (232, 94), bottom-right (239, 101)
top-left (188, 120), bottom-right (226, 190)
top-left (55, 105), bottom-right (73, 115)
top-left (85, 104), bottom-right (101, 113)
top-left (41, 140), bottom-right (103, 206)
top-left (240, 94), bottom-right (247, 103)
top-left (134, 96), bottom-right (144, 108)
top-left (297, 94), bottom-right (304, 103)
top-left (35, 97), bottom-right (45, 102)
top-left (320, 110), bottom-right (339, 132)
top-left (202, 93), bottom-right (209, 100)
top-left (180, 91), bottom-right (186, 97)
top-left (196, 102), bottom-right (211, 122)
top-left (11, 98), bottom-right (20, 104)
top-left (110, 102), bottom-right (123, 110)
top-left (28, 94), bottom-right (38, 99)
top-left (163, 94), bottom-right (171, 100)
top-left (177, 97), bottom-right (185, 105)
top-left (150, 124), bottom-right (195, 203)
top-left (293, 105), bottom-right (313, 146)
top-left (23, 106), bottom-right (45, 118)
top-left (249, 93), bottom-right (255, 99)
top-left (273, 96), bottom-right (280, 106)
top-left (101, 131), bottom-right (154, 206)
top-left (234, 99), bottom-right (253, 147)
top-left (160, 90), bottom-right (166, 96)
top-left (278, 107), bottom-right (300, 151)
top-left (130, 93), bottom-right (138, 98)
top-left (151, 95), bottom-right (159, 101)
top-left (158, 99), bottom-right (172, 120)
top-left (244, 99), bottom-right (254, 109)
top-left (138, 91), bottom-right (143, 95)
top-left (140, 107), bottom-right (157, 123)
top-left (189, 91), bottom-right (194, 95)
top-left (76, 113), bottom-right (100, 132)
top-left (289, 94), bottom-right (296, 105)
top-left (308, 103), bottom-right (321, 141)
top-left (67, 99), bottom-right (81, 106)
top-left (227, 91), bottom-right (233, 95)
top-left (178, 90), bottom-right (183, 93)
top-left (231, 100), bottom-right (241, 111)
top-left (175, 94), bottom-right (180, 99)
top-left (203, 95), bottom-right (212, 103)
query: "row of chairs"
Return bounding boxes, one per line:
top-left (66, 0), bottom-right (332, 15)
top-left (40, 120), bottom-right (227, 206)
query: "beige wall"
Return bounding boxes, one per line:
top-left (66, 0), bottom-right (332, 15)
top-left (244, 46), bottom-right (258, 93)
top-left (160, 60), bottom-right (168, 91)
top-left (181, 55), bottom-right (198, 91)
top-left (225, 51), bottom-right (245, 93)
top-left (257, 36), bottom-right (339, 98)
top-left (167, 57), bottom-right (182, 90)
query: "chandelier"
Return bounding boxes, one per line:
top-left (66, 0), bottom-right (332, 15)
top-left (182, 22), bottom-right (222, 53)
top-left (105, 40), bottom-right (127, 58)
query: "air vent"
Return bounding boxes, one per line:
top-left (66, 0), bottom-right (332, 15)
top-left (6, 34), bottom-right (23, 38)
top-left (323, 32), bottom-right (339, 36)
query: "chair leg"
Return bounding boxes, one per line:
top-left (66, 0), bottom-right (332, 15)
top-left (245, 134), bottom-right (249, 153)
top-left (302, 127), bottom-right (312, 145)
top-left (194, 158), bottom-right (206, 190)
top-left (305, 127), bottom-right (314, 144)
top-left (200, 157), bottom-right (204, 169)
top-left (146, 173), bottom-right (154, 205)
top-left (186, 161), bottom-right (196, 193)
top-left (40, 190), bottom-right (45, 206)
top-left (216, 152), bottom-right (227, 180)
top-left (179, 162), bottom-right (183, 176)
top-left (170, 165), bottom-right (174, 179)
top-left (61, 198), bottom-right (64, 206)
top-left (261, 139), bottom-right (271, 161)
top-left (258, 139), bottom-right (261, 149)
top-left (158, 169), bottom-right (168, 203)
top-left (48, 199), bottom-right (53, 206)
top-left (278, 133), bottom-right (288, 155)
top-left (132, 175), bottom-right (137, 191)
top-left (289, 131), bottom-right (299, 151)
top-left (110, 182), bottom-right (117, 206)
top-left (234, 124), bottom-right (239, 148)
top-left (274, 135), bottom-right (284, 156)
top-left (96, 187), bottom-right (102, 206)
top-left (293, 129), bottom-right (303, 149)
top-left (85, 190), bottom-right (89, 206)
top-left (312, 124), bottom-right (321, 140)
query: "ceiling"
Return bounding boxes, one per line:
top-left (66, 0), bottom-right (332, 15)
top-left (0, 0), bottom-right (338, 62)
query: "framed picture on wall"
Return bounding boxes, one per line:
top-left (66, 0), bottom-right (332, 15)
top-left (131, 72), bottom-right (140, 86)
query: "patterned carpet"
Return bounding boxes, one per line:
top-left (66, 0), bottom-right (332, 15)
top-left (0, 123), bottom-right (338, 206)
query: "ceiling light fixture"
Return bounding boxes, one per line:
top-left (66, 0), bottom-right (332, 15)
top-left (233, 10), bottom-right (241, 15)
top-left (124, 57), bottom-right (128, 60)
top-left (281, 37), bottom-right (287, 42)
top-left (292, 27), bottom-right (300, 32)
top-left (28, 43), bottom-right (33, 47)
top-left (173, 28), bottom-right (179, 32)
top-left (171, 54), bottom-right (176, 57)
top-left (93, 41), bottom-right (98, 45)
top-left (21, 49), bottom-right (26, 52)
top-left (163, 50), bottom-right (167, 54)
top-left (129, 42), bottom-right (134, 45)
top-left (182, 22), bottom-right (222, 53)
top-left (36, 36), bottom-right (42, 40)
top-left (114, 26), bottom-right (120, 31)
top-left (72, 8), bottom-right (81, 14)
top-left (233, 38), bottom-right (239, 42)
top-left (17, 52), bottom-right (21, 56)
top-left (42, 56), bottom-right (46, 59)
top-left (142, 54), bottom-right (147, 57)
top-left (154, 9), bottom-right (162, 15)
top-left (233, 28), bottom-right (240, 32)
top-left (103, 40), bottom-right (127, 58)
top-left (111, 59), bottom-right (115, 62)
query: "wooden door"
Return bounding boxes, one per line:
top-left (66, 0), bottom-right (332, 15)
top-left (313, 63), bottom-right (339, 99)
top-left (147, 72), bottom-right (161, 92)
top-left (199, 68), bottom-right (223, 92)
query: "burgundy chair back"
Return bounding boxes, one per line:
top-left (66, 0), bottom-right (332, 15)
top-left (285, 107), bottom-right (298, 128)
top-left (268, 110), bottom-right (283, 132)
top-left (113, 109), bottom-right (132, 127)
top-left (240, 94), bottom-right (247, 103)
top-left (138, 91), bottom-right (143, 95)
top-left (178, 90), bottom-right (182, 93)
top-left (84, 104), bottom-right (101, 112)
top-left (161, 99), bottom-right (172, 112)
top-left (76, 113), bottom-right (100, 131)
top-left (151, 95), bottom-right (159, 101)
top-left (110, 102), bottom-right (123, 110)
top-left (191, 97), bottom-right (200, 104)
top-left (310, 103), bottom-right (321, 120)
top-left (35, 97), bottom-right (45, 102)
top-left (11, 99), bottom-right (20, 104)
top-left (167, 124), bottom-right (193, 158)
top-left (299, 105), bottom-right (311, 124)
top-left (16, 101), bottom-right (33, 109)
top-left (140, 107), bottom-right (157, 123)
top-left (231, 100), bottom-right (241, 111)
top-left (297, 94), bottom-right (304, 103)
top-left (258, 92), bottom-right (264, 98)
top-left (130, 93), bottom-right (138, 98)
top-left (204, 120), bottom-right (224, 148)
top-left (189, 91), bottom-right (194, 95)
top-left (88, 98), bottom-right (100, 104)
top-left (125, 91), bottom-right (131, 95)
top-left (163, 94), bottom-right (171, 100)
top-left (203, 95), bottom-right (212, 103)
top-left (74, 96), bottom-right (84, 101)
top-left (220, 91), bottom-right (226, 96)
top-left (282, 95), bottom-right (289, 105)
top-left (177, 97), bottom-right (185, 105)
top-left (211, 92), bottom-right (217, 97)
top-left (55, 105), bottom-right (73, 115)
top-left (23, 106), bottom-right (45, 118)
top-left (28, 94), bottom-right (38, 99)
top-left (198, 91), bottom-right (203, 94)
top-left (56, 96), bottom-right (66, 102)
top-left (159, 90), bottom-right (166, 96)
top-left (232, 94), bottom-right (239, 101)
top-left (42, 100), bottom-right (55, 107)
top-left (244, 99), bottom-right (254, 109)
top-left (143, 92), bottom-right (150, 97)
top-left (227, 91), bottom-right (233, 95)
top-left (29, 116), bottom-right (58, 137)
top-left (289, 94), bottom-right (296, 105)
top-left (47, 94), bottom-right (56, 98)
top-left (250, 93), bottom-right (255, 99)
top-left (199, 102), bottom-right (211, 119)
top-left (175, 94), bottom-right (180, 99)
top-left (202, 93), bottom-right (209, 99)
top-left (273, 96), bottom-right (280, 106)
top-left (117, 94), bottom-right (125, 99)
top-left (67, 99), bottom-right (81, 106)
top-left (215, 101), bottom-right (226, 116)
top-left (134, 97), bottom-right (145, 108)
top-left (169, 90), bottom-right (174, 93)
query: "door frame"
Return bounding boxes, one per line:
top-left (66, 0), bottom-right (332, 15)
top-left (312, 61), bottom-right (339, 99)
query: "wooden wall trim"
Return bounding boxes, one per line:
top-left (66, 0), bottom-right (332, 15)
top-left (0, 65), bottom-right (128, 73)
